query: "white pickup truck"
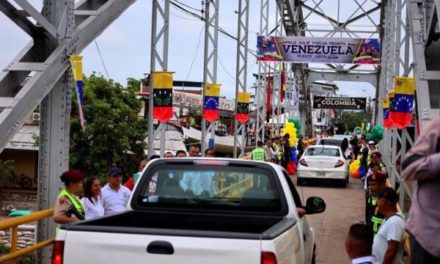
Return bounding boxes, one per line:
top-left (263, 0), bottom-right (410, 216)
top-left (53, 158), bottom-right (326, 264)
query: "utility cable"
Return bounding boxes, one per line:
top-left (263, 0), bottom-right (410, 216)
top-left (94, 40), bottom-right (110, 79)
top-left (185, 25), bottom-right (205, 81)
top-left (169, 0), bottom-right (257, 57)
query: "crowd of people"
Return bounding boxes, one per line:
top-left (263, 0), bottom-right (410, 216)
top-left (52, 144), bottom-right (207, 226)
top-left (345, 118), bottom-right (440, 264)
top-left (52, 118), bottom-right (440, 263)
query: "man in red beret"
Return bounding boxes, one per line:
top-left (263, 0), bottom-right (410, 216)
top-left (53, 169), bottom-right (85, 232)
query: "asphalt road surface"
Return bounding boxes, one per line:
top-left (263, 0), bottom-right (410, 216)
top-left (295, 177), bottom-right (365, 264)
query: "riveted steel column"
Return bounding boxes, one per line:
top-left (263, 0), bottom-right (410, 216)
top-left (255, 0), bottom-right (269, 145)
top-left (148, 0), bottom-right (170, 157)
top-left (233, 0), bottom-right (249, 158)
top-left (201, 0), bottom-right (220, 155)
top-left (37, 1), bottom-right (75, 262)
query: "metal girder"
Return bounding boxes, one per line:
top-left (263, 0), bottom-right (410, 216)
top-left (270, 7), bottom-right (284, 138)
top-left (0, 0), bottom-right (137, 154)
top-left (201, 0), bottom-right (220, 155)
top-left (0, 1), bottom-right (39, 37)
top-left (275, 0), bottom-right (311, 137)
top-left (147, 0), bottom-right (170, 158)
top-left (255, 0), bottom-right (270, 144)
top-left (15, 0), bottom-right (58, 38)
top-left (0, 1), bottom-right (136, 262)
top-left (408, 0), bottom-right (440, 128)
top-left (233, 0), bottom-right (249, 158)
top-left (306, 70), bottom-right (378, 86)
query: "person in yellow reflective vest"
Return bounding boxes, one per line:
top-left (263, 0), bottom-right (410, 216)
top-left (272, 137), bottom-right (282, 164)
top-left (251, 141), bottom-right (266, 161)
top-left (53, 169), bottom-right (85, 233)
top-left (365, 171), bottom-right (386, 235)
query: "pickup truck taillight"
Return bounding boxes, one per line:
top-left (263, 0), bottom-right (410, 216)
top-left (52, 241), bottom-right (64, 264)
top-left (261, 251), bottom-right (277, 264)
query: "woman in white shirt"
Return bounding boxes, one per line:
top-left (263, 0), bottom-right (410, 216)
top-left (81, 176), bottom-right (104, 220)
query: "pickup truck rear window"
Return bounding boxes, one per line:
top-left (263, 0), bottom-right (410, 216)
top-left (133, 164), bottom-right (284, 214)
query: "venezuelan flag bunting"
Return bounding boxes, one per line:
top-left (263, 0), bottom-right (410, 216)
top-left (266, 71), bottom-right (271, 114)
top-left (203, 83), bottom-right (220, 122)
top-left (383, 97), bottom-right (392, 129)
top-left (389, 77), bottom-right (415, 129)
top-left (236, 92), bottom-right (250, 123)
top-left (69, 55), bottom-right (85, 131)
top-left (152, 71), bottom-right (173, 123)
top-left (280, 63), bottom-right (286, 101)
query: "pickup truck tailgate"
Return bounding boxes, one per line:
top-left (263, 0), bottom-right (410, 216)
top-left (63, 231), bottom-right (261, 264)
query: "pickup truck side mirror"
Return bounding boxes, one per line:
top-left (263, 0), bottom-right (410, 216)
top-left (304, 196), bottom-right (326, 215)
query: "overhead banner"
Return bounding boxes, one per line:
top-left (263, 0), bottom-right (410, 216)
top-left (257, 36), bottom-right (380, 64)
top-left (313, 96), bottom-right (367, 109)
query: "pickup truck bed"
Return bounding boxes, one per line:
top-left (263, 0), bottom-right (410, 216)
top-left (65, 210), bottom-right (295, 239)
top-left (56, 159), bottom-right (326, 264)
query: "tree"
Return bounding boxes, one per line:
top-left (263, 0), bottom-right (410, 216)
top-left (69, 74), bottom-right (148, 180)
top-left (341, 111), bottom-right (365, 132)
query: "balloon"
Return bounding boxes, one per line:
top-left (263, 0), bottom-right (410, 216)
top-left (290, 147), bottom-right (298, 163)
top-left (366, 125), bottom-right (384, 144)
top-left (282, 121), bottom-right (298, 147)
top-left (352, 171), bottom-right (360, 178)
top-left (288, 118), bottom-right (301, 139)
top-left (287, 161), bottom-right (297, 175)
top-left (349, 159), bottom-right (361, 177)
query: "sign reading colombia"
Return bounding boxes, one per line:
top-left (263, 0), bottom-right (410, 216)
top-left (257, 36), bottom-right (380, 64)
top-left (313, 96), bottom-right (367, 110)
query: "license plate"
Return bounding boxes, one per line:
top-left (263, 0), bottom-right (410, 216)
top-left (316, 171), bottom-right (325, 177)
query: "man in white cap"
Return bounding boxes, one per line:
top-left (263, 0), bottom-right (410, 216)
top-left (368, 140), bottom-right (377, 152)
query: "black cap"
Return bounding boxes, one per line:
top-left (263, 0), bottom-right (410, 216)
top-left (108, 167), bottom-right (122, 177)
top-left (378, 187), bottom-right (399, 203)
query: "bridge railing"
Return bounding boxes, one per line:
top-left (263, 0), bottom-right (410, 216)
top-left (0, 208), bottom-right (54, 264)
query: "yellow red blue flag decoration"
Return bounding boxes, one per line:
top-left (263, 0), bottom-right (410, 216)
top-left (383, 97), bottom-right (392, 129)
top-left (152, 71), bottom-right (173, 123)
top-left (69, 55), bottom-right (85, 131)
top-left (236, 92), bottom-right (250, 123)
top-left (203, 83), bottom-right (220, 122)
top-left (389, 77), bottom-right (415, 129)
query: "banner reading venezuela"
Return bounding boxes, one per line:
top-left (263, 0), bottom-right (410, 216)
top-left (257, 36), bottom-right (380, 64)
top-left (152, 71), bottom-right (173, 123)
top-left (203, 83), bottom-right (220, 122)
top-left (236, 92), bottom-right (250, 123)
top-left (389, 77), bottom-right (415, 129)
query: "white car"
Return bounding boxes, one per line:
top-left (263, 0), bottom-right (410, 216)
top-left (297, 145), bottom-right (349, 187)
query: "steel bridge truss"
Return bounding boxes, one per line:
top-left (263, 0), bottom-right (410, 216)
top-left (379, 0), bottom-right (440, 212)
top-left (148, 0), bottom-right (170, 158)
top-left (233, 0), bottom-right (250, 158)
top-left (201, 0), bottom-right (220, 155)
top-left (0, 0), bottom-right (136, 261)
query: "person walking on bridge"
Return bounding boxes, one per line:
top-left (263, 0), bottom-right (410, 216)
top-left (401, 117), bottom-right (440, 263)
top-left (372, 187), bottom-right (405, 264)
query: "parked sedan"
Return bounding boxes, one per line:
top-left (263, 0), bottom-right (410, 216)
top-left (297, 145), bottom-right (349, 187)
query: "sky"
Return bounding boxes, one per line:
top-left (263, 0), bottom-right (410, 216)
top-left (0, 0), bottom-right (378, 99)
